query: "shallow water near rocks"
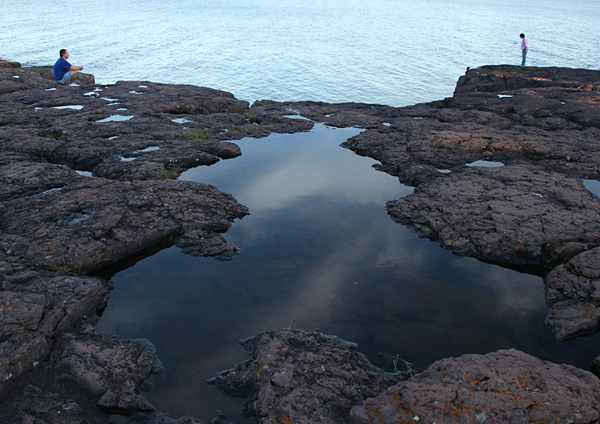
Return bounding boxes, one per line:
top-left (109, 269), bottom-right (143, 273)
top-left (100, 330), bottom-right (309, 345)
top-left (97, 124), bottom-right (599, 422)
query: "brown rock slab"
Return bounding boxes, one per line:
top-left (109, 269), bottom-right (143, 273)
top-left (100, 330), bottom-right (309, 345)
top-left (386, 165), bottom-right (600, 269)
top-left (544, 247), bottom-right (600, 340)
top-left (545, 246), bottom-right (600, 305)
top-left (0, 271), bottom-right (111, 397)
top-left (545, 300), bottom-right (600, 341)
top-left (52, 325), bottom-right (159, 414)
top-left (1, 177), bottom-right (249, 272)
top-left (209, 328), bottom-right (401, 424)
top-left (0, 59), bottom-right (21, 68)
top-left (350, 349), bottom-right (600, 424)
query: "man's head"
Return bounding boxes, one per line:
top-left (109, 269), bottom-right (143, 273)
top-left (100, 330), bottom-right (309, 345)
top-left (520, 34), bottom-right (525, 39)
top-left (59, 49), bottom-right (69, 59)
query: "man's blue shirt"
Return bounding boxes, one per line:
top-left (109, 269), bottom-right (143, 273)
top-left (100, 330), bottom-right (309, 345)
top-left (53, 57), bottom-right (72, 81)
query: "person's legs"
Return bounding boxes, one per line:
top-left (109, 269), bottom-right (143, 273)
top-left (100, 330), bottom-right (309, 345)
top-left (69, 70), bottom-right (79, 84)
top-left (57, 71), bottom-right (72, 85)
top-left (521, 50), bottom-right (527, 66)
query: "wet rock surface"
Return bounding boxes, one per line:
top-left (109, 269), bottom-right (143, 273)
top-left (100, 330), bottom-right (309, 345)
top-left (350, 349), bottom-right (600, 424)
top-left (3, 175), bottom-right (249, 270)
top-left (2, 61), bottom-right (600, 422)
top-left (208, 329), bottom-right (401, 424)
top-left (544, 246), bottom-right (600, 341)
top-left (0, 322), bottom-right (159, 423)
top-left (0, 269), bottom-right (111, 397)
top-left (386, 165), bottom-right (600, 270)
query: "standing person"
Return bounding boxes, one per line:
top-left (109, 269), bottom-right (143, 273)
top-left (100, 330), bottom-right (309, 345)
top-left (520, 34), bottom-right (528, 66)
top-left (53, 49), bottom-right (84, 85)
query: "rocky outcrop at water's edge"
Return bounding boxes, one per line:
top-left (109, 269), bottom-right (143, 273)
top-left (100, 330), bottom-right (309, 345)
top-left (1, 60), bottom-right (599, 423)
top-left (350, 348), bottom-right (600, 424)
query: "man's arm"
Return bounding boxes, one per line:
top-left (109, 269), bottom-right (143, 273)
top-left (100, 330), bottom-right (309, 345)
top-left (69, 65), bottom-right (84, 71)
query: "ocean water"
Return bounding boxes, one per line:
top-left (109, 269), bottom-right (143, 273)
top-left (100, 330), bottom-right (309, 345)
top-left (2, 0), bottom-right (599, 107)
top-left (3, 1), bottom-right (600, 422)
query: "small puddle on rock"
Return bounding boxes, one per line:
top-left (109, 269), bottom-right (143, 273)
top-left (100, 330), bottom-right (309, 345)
top-left (172, 118), bottom-right (193, 124)
top-left (97, 115), bottom-right (134, 123)
top-left (53, 105), bottom-right (84, 110)
top-left (583, 179), bottom-right (600, 198)
top-left (134, 146), bottom-right (161, 154)
top-left (466, 160), bottom-right (505, 168)
top-left (84, 88), bottom-right (104, 96)
top-left (283, 115), bottom-right (311, 121)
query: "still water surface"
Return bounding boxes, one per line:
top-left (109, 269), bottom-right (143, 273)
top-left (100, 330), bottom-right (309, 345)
top-left (98, 124), bottom-right (599, 422)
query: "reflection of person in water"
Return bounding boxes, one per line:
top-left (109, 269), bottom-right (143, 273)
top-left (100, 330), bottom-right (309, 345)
top-left (54, 49), bottom-right (85, 85)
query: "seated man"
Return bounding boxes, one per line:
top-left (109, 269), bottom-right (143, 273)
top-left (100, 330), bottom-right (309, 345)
top-left (53, 49), bottom-right (84, 85)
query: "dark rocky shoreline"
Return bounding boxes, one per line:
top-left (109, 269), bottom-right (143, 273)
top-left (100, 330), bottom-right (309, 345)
top-left (1, 58), bottom-right (599, 423)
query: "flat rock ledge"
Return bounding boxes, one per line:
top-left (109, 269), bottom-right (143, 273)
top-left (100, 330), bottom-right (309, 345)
top-left (208, 328), bottom-right (402, 424)
top-left (351, 348), bottom-right (600, 424)
top-left (210, 330), bottom-right (600, 424)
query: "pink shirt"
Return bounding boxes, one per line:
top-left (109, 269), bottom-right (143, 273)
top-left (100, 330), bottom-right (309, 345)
top-left (521, 37), bottom-right (528, 50)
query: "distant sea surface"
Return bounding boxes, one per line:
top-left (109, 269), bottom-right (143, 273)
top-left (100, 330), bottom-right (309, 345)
top-left (3, 0), bottom-right (599, 106)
